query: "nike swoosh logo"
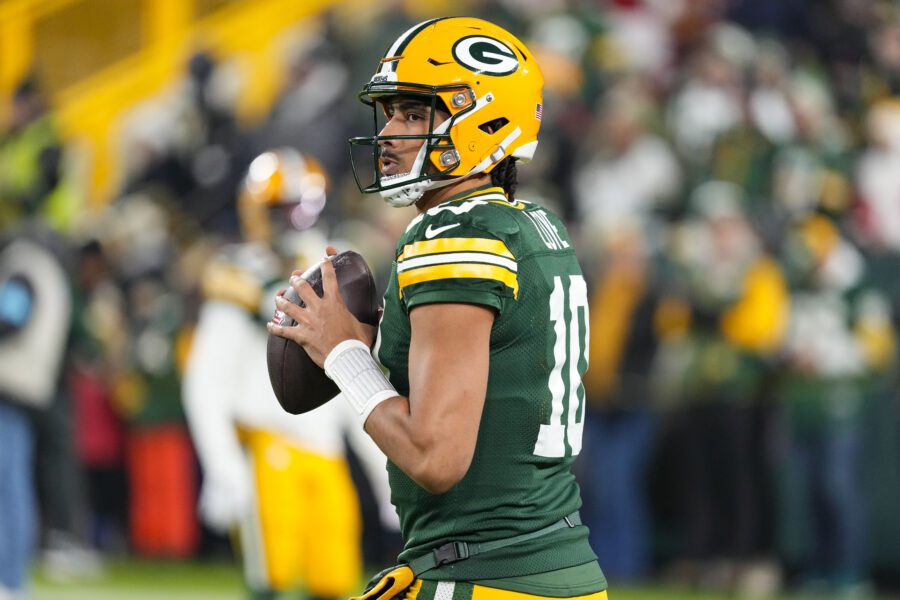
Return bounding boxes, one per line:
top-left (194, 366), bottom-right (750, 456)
top-left (424, 223), bottom-right (461, 239)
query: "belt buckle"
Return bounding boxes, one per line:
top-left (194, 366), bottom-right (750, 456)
top-left (432, 541), bottom-right (470, 566)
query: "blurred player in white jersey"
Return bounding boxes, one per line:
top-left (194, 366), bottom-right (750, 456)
top-left (183, 149), bottom-right (392, 600)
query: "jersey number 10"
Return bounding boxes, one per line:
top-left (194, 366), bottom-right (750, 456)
top-left (533, 275), bottom-right (589, 458)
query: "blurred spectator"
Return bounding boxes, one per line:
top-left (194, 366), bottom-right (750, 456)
top-left (118, 273), bottom-right (198, 558)
top-left (68, 239), bottom-right (130, 553)
top-left (700, 29), bottom-right (778, 215)
top-left (0, 74), bottom-right (100, 576)
top-left (601, 0), bottom-right (677, 81)
top-left (0, 223), bottom-right (72, 598)
top-left (667, 33), bottom-right (744, 169)
top-left (183, 149), bottom-right (368, 600)
top-left (747, 40), bottom-right (796, 147)
top-left (776, 214), bottom-right (896, 596)
top-left (34, 252), bottom-right (105, 583)
top-left (119, 51), bottom-right (250, 238)
top-left (522, 7), bottom-right (601, 221)
top-left (769, 73), bottom-right (852, 226)
top-left (856, 99), bottom-right (900, 254)
top-left (573, 79), bottom-right (682, 242)
top-left (812, 0), bottom-right (877, 118)
top-left (578, 223), bottom-right (665, 583)
top-left (657, 183), bottom-right (788, 595)
top-left (252, 30), bottom-right (354, 189)
top-left (854, 97), bottom-right (900, 350)
top-left (0, 75), bottom-right (81, 234)
top-left (82, 191), bottom-right (202, 558)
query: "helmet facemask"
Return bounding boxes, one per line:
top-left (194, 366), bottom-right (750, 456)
top-left (349, 84), bottom-right (478, 207)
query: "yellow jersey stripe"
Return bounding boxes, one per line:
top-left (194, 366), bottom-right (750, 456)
top-left (399, 237), bottom-right (515, 262)
top-left (471, 585), bottom-right (607, 600)
top-left (398, 263), bottom-right (518, 298)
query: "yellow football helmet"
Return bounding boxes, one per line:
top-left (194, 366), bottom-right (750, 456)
top-left (349, 17), bottom-right (545, 207)
top-left (238, 148), bottom-right (328, 243)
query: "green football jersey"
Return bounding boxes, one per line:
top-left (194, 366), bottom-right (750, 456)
top-left (375, 185), bottom-right (598, 582)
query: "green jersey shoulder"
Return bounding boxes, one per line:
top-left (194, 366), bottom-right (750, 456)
top-left (377, 186), bottom-right (597, 583)
top-left (394, 186), bottom-right (575, 312)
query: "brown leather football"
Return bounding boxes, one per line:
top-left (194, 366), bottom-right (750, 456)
top-left (266, 251), bottom-right (380, 414)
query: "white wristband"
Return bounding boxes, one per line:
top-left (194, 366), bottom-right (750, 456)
top-left (324, 339), bottom-right (397, 426)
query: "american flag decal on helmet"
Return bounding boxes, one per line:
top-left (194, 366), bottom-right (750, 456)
top-left (535, 103), bottom-right (543, 121)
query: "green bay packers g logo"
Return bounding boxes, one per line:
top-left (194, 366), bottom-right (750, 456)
top-left (452, 35), bottom-right (519, 76)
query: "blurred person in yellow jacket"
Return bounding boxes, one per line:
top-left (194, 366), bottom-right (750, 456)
top-left (657, 181), bottom-right (788, 594)
top-left (0, 75), bottom-right (80, 233)
top-left (183, 149), bottom-right (390, 600)
top-left (578, 222), bottom-right (665, 584)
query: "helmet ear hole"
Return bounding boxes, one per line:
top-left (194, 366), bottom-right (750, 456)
top-left (479, 117), bottom-right (509, 135)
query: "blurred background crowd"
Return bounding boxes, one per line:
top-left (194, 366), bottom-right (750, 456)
top-left (3, 0), bottom-right (900, 598)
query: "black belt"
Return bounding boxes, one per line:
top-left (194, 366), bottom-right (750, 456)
top-left (407, 511), bottom-right (582, 576)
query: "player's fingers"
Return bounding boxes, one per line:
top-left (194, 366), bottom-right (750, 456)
top-left (266, 320), bottom-right (309, 345)
top-left (321, 258), bottom-right (341, 298)
top-left (291, 275), bottom-right (319, 307)
top-left (273, 295), bottom-right (307, 323)
top-left (324, 245), bottom-right (339, 257)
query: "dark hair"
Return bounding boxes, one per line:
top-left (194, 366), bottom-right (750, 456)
top-left (490, 156), bottom-right (518, 199)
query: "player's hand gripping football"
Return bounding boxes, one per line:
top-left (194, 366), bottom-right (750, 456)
top-left (267, 247), bottom-right (377, 368)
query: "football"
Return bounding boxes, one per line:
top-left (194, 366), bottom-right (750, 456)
top-left (266, 251), bottom-right (380, 414)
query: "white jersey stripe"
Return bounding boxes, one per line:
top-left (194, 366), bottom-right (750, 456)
top-left (435, 581), bottom-right (455, 600)
top-left (397, 251), bottom-right (518, 274)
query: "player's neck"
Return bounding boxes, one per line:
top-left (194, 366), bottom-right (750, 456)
top-left (415, 173), bottom-right (493, 214)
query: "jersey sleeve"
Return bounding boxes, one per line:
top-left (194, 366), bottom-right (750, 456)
top-left (396, 207), bottom-right (519, 312)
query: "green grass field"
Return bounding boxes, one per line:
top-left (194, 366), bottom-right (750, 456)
top-left (33, 560), bottom-right (245, 600)
top-left (30, 560), bottom-right (897, 600)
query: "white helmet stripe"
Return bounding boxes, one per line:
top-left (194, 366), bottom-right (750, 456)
top-left (379, 23), bottom-right (421, 75)
top-left (378, 17), bottom-right (450, 75)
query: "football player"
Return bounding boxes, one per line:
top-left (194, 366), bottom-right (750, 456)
top-left (267, 17), bottom-right (607, 600)
top-left (184, 149), bottom-right (383, 600)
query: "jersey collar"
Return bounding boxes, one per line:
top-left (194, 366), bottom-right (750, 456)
top-left (402, 186), bottom-right (514, 234)
top-left (438, 184), bottom-right (507, 206)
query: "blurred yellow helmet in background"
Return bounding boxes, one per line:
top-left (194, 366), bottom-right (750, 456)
top-left (238, 148), bottom-right (328, 244)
